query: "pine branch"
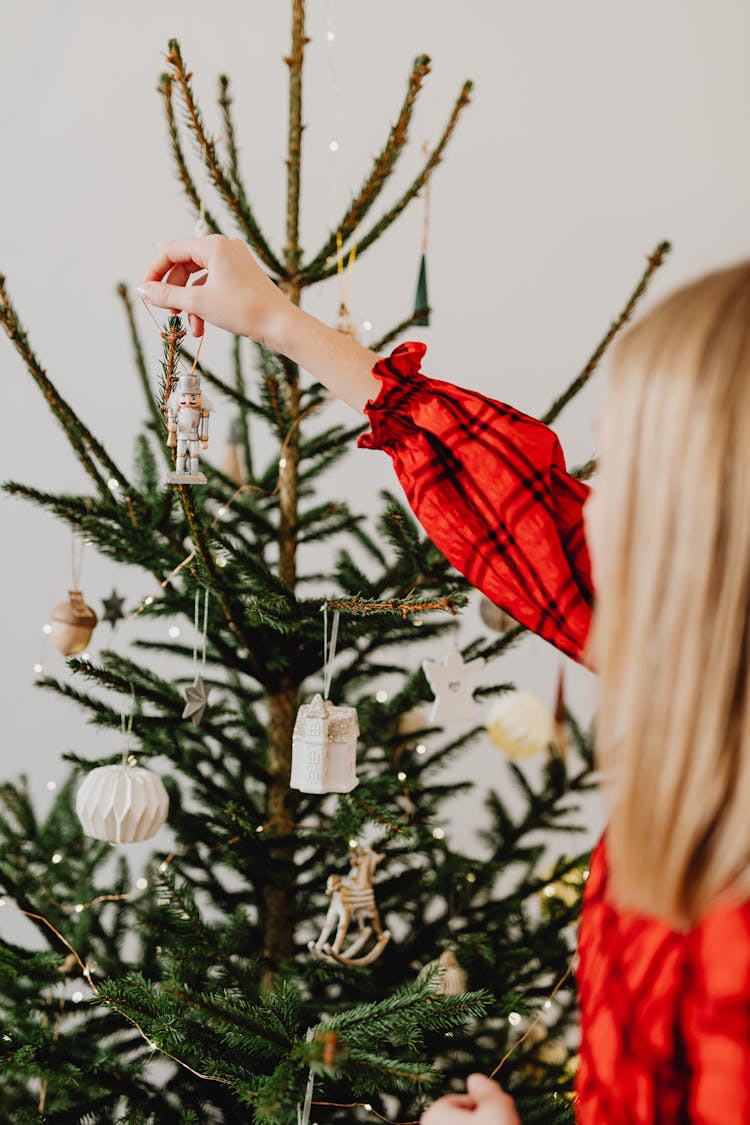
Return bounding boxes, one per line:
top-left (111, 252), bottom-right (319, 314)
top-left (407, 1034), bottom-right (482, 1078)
top-left (231, 333), bottom-right (254, 480)
top-left (540, 240), bottom-right (671, 426)
top-left (309, 79), bottom-right (473, 283)
top-left (157, 73), bottom-right (223, 235)
top-left (371, 306), bottom-right (431, 354)
top-left (0, 276), bottom-right (129, 499)
top-left (302, 55), bottom-right (432, 279)
top-left (165, 40), bottom-right (285, 276)
top-left (283, 0), bottom-right (308, 276)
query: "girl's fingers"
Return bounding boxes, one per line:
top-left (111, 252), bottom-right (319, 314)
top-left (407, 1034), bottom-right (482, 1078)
top-left (466, 1075), bottom-right (508, 1101)
top-left (137, 280), bottom-right (198, 314)
top-left (141, 236), bottom-right (216, 284)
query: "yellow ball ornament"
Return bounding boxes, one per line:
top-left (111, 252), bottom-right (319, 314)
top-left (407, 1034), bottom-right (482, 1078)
top-left (485, 691), bottom-right (555, 759)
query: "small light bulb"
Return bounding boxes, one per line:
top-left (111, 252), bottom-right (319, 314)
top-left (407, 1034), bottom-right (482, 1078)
top-left (543, 885), bottom-right (556, 898)
top-left (74, 904), bottom-right (84, 914)
top-left (256, 825), bottom-right (264, 834)
top-left (33, 663), bottom-right (43, 674)
top-left (216, 555), bottom-right (227, 568)
top-left (42, 623), bottom-right (52, 635)
top-left (466, 872), bottom-right (476, 884)
top-left (108, 478), bottom-right (120, 492)
top-left (397, 771), bottom-right (407, 782)
top-left (348, 838), bottom-right (359, 849)
top-left (279, 456), bottom-right (287, 469)
top-left (416, 743), bottom-right (427, 756)
top-left (218, 506), bottom-right (226, 517)
top-left (432, 827), bottom-right (445, 840)
top-left (329, 140), bottom-right (339, 153)
top-left (508, 1012), bottom-right (521, 1026)
top-left (51, 853), bottom-right (62, 865)
top-left (135, 877), bottom-right (148, 891)
top-left (412, 617), bottom-right (424, 628)
top-left (363, 319), bottom-right (372, 331)
top-left (72, 990), bottom-right (84, 1003)
top-left (81, 651), bottom-right (90, 662)
top-left (583, 869), bottom-right (590, 880)
top-left (376, 690), bottom-right (388, 703)
top-left (2, 1034), bottom-right (11, 1042)
top-left (544, 999), bottom-right (552, 1010)
top-left (46, 780), bottom-right (57, 792)
top-left (168, 625), bottom-right (180, 639)
top-left (327, 29), bottom-right (335, 41)
top-left (158, 862), bottom-right (169, 874)
top-left (144, 596), bottom-right (154, 606)
top-left (363, 1105), bottom-right (373, 1113)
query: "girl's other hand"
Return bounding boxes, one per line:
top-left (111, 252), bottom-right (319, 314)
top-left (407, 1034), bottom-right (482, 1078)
top-left (421, 1075), bottom-right (521, 1124)
top-left (137, 235), bottom-right (291, 342)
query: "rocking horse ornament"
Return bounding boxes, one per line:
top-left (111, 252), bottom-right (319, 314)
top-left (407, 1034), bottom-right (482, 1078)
top-left (309, 845), bottom-right (391, 967)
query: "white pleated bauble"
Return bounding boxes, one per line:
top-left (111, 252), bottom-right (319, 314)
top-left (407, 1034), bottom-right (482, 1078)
top-left (486, 691), bottom-right (555, 760)
top-left (76, 763), bottom-right (169, 844)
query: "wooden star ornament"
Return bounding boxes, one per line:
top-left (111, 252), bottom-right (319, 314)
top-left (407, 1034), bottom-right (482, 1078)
top-left (182, 676), bottom-right (210, 726)
top-left (422, 649), bottom-right (486, 724)
top-left (102, 589), bottom-right (126, 628)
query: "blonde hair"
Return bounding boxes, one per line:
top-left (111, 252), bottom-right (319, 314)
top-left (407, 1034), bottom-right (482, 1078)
top-left (589, 260), bottom-right (750, 928)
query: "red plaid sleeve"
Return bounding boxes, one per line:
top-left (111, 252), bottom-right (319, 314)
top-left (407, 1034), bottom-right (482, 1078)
top-left (357, 341), bottom-right (594, 663)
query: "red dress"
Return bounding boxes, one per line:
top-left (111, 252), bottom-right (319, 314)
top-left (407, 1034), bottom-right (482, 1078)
top-left (359, 341), bottom-right (750, 1124)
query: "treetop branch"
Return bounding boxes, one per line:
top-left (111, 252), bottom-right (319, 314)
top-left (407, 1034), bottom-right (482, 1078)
top-left (301, 54), bottom-right (433, 280)
top-left (311, 79), bottom-right (473, 283)
top-left (165, 39), bottom-right (285, 276)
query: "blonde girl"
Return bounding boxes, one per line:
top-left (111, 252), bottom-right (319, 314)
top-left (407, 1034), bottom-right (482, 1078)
top-left (139, 239), bottom-right (750, 1124)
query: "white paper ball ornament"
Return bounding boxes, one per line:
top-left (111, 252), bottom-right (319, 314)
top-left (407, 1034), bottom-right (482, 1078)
top-left (76, 763), bottom-right (169, 844)
top-left (485, 691), bottom-right (555, 760)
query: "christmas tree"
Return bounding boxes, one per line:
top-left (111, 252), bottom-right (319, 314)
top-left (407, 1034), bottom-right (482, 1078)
top-left (0, 5), bottom-right (669, 1122)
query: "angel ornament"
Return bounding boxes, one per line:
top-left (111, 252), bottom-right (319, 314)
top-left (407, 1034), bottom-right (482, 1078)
top-left (309, 845), bottom-right (391, 968)
top-left (166, 372), bottom-right (212, 485)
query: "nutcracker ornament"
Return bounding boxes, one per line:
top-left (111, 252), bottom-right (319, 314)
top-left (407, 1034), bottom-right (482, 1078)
top-left (166, 372), bottom-right (213, 485)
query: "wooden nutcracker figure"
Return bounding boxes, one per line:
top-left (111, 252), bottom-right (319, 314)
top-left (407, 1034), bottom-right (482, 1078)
top-left (166, 372), bottom-right (212, 485)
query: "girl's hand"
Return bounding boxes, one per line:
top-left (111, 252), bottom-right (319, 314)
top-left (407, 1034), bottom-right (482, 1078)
top-left (421, 1075), bottom-right (521, 1125)
top-left (137, 235), bottom-right (292, 342)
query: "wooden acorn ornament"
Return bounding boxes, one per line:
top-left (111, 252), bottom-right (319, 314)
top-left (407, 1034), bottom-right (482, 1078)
top-left (49, 589), bottom-right (98, 656)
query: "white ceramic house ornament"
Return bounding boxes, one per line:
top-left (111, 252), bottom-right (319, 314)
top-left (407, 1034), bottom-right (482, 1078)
top-left (290, 692), bottom-right (359, 794)
top-left (76, 763), bottom-right (169, 844)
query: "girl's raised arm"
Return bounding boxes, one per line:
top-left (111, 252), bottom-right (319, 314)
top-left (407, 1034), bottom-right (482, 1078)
top-left (138, 235), bottom-right (381, 412)
top-left (139, 235), bottom-right (594, 665)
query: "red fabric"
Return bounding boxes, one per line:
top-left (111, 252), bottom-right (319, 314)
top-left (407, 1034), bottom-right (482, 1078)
top-left (359, 341), bottom-right (750, 1123)
top-left (578, 842), bottom-right (750, 1124)
top-left (358, 341), bottom-right (594, 663)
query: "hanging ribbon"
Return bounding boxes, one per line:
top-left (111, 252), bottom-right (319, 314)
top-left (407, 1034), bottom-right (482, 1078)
top-left (297, 1028), bottom-right (316, 1125)
top-left (322, 602), bottom-right (341, 701)
top-left (192, 587), bottom-right (209, 680)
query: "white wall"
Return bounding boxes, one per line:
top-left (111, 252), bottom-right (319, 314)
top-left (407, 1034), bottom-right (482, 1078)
top-left (2, 0), bottom-right (749, 882)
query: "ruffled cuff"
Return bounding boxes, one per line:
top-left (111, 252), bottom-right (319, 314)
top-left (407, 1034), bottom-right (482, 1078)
top-left (357, 341), bottom-right (429, 453)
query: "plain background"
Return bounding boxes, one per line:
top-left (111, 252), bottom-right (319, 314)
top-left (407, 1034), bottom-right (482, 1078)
top-left (1, 1), bottom-right (749, 935)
